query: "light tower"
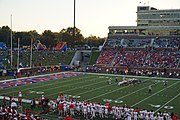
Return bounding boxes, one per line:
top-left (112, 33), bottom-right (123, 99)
top-left (73, 0), bottom-right (76, 41)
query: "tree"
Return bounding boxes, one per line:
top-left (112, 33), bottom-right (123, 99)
top-left (41, 30), bottom-right (56, 48)
top-left (84, 35), bottom-right (105, 47)
top-left (0, 25), bottom-right (105, 49)
top-left (29, 30), bottom-right (40, 40)
top-left (0, 26), bottom-right (11, 47)
top-left (60, 27), bottom-right (84, 47)
top-left (14, 32), bottom-right (32, 46)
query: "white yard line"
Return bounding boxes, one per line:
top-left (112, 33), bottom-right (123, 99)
top-left (155, 92), bottom-right (180, 113)
top-left (0, 77), bottom-right (106, 102)
top-left (131, 81), bottom-right (180, 107)
top-left (116, 82), bottom-right (158, 100)
top-left (37, 76), bottom-right (104, 96)
top-left (44, 77), bottom-right (108, 98)
top-left (84, 79), bottom-right (152, 101)
top-left (77, 78), bottom-right (152, 98)
top-left (76, 83), bottom-right (116, 96)
top-left (85, 85), bottom-right (131, 101)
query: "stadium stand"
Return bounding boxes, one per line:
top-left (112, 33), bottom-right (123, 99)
top-left (97, 37), bottom-right (180, 67)
top-left (96, 36), bottom-right (180, 78)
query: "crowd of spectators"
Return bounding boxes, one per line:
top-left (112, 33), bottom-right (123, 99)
top-left (113, 50), bottom-right (148, 67)
top-left (113, 50), bottom-right (180, 68)
top-left (104, 39), bottom-right (121, 48)
top-left (96, 49), bottom-right (180, 69)
top-left (97, 37), bottom-right (180, 69)
top-left (122, 38), bottom-right (152, 48)
top-left (105, 37), bottom-right (180, 49)
top-left (153, 38), bottom-right (180, 48)
top-left (96, 49), bottom-right (116, 65)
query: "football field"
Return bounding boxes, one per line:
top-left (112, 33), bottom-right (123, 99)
top-left (0, 72), bottom-right (180, 119)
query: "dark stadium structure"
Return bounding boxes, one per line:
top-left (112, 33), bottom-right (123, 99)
top-left (93, 5), bottom-right (180, 78)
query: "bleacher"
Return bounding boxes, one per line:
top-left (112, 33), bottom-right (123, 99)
top-left (96, 48), bottom-right (116, 65)
top-left (153, 37), bottom-right (180, 48)
top-left (96, 36), bottom-right (180, 69)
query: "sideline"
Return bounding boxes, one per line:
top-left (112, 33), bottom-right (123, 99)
top-left (83, 72), bottom-right (180, 81)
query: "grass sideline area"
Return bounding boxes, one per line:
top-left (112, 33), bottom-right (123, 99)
top-left (88, 51), bottom-right (100, 65)
top-left (1, 51), bottom-right (75, 69)
top-left (0, 72), bottom-right (180, 119)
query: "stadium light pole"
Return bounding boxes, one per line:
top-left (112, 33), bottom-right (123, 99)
top-left (10, 14), bottom-right (13, 69)
top-left (73, 0), bottom-right (76, 42)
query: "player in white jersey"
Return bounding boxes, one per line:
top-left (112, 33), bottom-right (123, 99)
top-left (104, 106), bottom-right (108, 118)
top-left (145, 111), bottom-right (150, 120)
top-left (111, 106), bottom-right (116, 118)
top-left (91, 106), bottom-right (96, 118)
top-left (133, 111), bottom-right (138, 120)
top-left (149, 110), bottom-right (155, 120)
top-left (50, 100), bottom-right (56, 112)
top-left (139, 110), bottom-right (145, 120)
top-left (108, 78), bottom-right (112, 84)
top-left (116, 109), bottom-right (121, 119)
top-left (56, 96), bottom-right (60, 104)
top-left (163, 112), bottom-right (170, 120)
top-left (87, 105), bottom-right (91, 116)
top-left (127, 111), bottom-right (132, 120)
top-left (98, 105), bottom-right (104, 118)
top-left (83, 104), bottom-right (87, 117)
top-left (157, 114), bottom-right (164, 120)
top-left (75, 102), bottom-right (80, 115)
top-left (63, 101), bottom-right (68, 116)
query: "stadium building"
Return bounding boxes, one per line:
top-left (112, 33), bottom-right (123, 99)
top-left (108, 5), bottom-right (180, 37)
top-left (95, 5), bottom-right (180, 75)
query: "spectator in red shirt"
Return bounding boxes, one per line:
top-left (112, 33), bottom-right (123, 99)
top-left (58, 103), bottom-right (63, 116)
top-left (64, 115), bottom-right (72, 120)
top-left (69, 103), bottom-right (75, 116)
top-left (172, 113), bottom-right (178, 120)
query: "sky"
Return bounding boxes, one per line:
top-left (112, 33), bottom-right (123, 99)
top-left (0, 0), bottom-right (180, 37)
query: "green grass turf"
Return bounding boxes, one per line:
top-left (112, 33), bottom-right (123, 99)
top-left (2, 51), bottom-right (75, 69)
top-left (88, 51), bottom-right (100, 65)
top-left (0, 73), bottom-right (180, 119)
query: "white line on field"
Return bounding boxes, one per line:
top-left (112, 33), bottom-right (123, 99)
top-left (83, 72), bottom-right (180, 81)
top-left (116, 82), bottom-right (158, 100)
top-left (85, 85), bottom-right (131, 101)
top-left (77, 78), bottom-right (152, 98)
top-left (39, 77), bottom-right (108, 98)
top-left (76, 83), bottom-right (116, 96)
top-left (131, 81), bottom-right (180, 107)
top-left (32, 76), bottom-right (99, 94)
top-left (155, 91), bottom-right (180, 113)
top-left (84, 79), bottom-right (153, 101)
